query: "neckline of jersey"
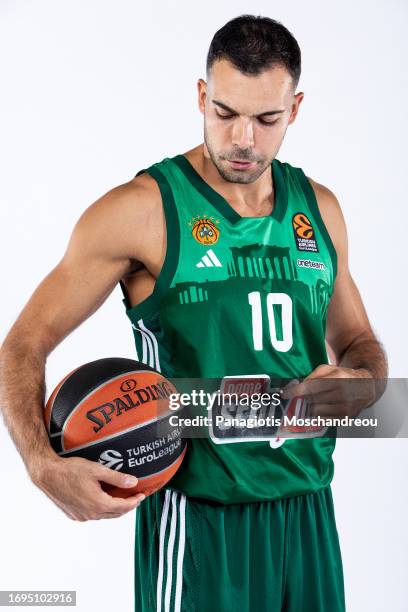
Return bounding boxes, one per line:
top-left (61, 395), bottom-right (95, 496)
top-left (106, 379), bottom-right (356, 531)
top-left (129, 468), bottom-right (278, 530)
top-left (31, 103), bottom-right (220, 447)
top-left (172, 154), bottom-right (288, 225)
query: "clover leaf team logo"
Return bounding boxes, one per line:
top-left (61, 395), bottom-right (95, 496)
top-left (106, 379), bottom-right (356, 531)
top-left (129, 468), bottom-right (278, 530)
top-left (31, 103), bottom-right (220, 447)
top-left (292, 212), bottom-right (319, 252)
top-left (189, 214), bottom-right (220, 245)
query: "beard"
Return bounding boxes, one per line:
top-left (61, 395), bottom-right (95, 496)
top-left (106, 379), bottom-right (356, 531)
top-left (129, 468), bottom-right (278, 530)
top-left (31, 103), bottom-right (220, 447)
top-left (204, 124), bottom-right (272, 184)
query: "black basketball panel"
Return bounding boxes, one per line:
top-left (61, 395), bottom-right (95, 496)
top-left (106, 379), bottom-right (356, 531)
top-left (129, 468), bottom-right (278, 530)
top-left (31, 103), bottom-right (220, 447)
top-left (49, 357), bottom-right (158, 434)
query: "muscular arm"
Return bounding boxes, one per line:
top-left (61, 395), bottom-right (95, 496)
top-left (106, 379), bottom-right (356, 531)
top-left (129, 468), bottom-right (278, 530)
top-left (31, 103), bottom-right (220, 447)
top-left (311, 179), bottom-right (387, 397)
top-left (0, 173), bottom-right (163, 519)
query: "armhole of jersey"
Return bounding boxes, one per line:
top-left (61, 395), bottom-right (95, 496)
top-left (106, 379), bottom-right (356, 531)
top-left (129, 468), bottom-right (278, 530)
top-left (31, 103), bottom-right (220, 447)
top-left (294, 167), bottom-right (338, 282)
top-left (119, 165), bottom-right (180, 319)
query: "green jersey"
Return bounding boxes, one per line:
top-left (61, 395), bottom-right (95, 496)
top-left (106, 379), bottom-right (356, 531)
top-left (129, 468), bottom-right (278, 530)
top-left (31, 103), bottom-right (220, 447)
top-left (121, 153), bottom-right (337, 503)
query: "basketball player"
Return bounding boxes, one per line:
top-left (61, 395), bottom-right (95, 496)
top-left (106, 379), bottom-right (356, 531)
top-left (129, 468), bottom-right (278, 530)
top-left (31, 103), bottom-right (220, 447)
top-left (0, 15), bottom-right (387, 612)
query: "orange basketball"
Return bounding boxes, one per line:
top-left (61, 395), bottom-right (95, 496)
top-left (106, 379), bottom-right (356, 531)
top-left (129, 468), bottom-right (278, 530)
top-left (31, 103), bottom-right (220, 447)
top-left (44, 358), bottom-right (186, 498)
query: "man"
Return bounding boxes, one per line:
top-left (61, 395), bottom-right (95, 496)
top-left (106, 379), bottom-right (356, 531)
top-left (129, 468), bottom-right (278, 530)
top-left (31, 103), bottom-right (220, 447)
top-left (0, 14), bottom-right (387, 612)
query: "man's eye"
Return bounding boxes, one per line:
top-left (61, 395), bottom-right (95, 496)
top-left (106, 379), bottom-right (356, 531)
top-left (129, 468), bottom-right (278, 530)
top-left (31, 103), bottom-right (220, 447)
top-left (258, 118), bottom-right (278, 126)
top-left (216, 112), bottom-right (234, 120)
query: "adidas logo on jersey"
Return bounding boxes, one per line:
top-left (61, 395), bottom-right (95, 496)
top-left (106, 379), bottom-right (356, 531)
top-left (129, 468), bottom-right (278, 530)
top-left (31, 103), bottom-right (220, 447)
top-left (196, 249), bottom-right (222, 268)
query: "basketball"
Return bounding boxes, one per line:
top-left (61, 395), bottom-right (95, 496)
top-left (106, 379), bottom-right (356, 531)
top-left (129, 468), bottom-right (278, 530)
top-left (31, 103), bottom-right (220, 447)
top-left (44, 357), bottom-right (186, 498)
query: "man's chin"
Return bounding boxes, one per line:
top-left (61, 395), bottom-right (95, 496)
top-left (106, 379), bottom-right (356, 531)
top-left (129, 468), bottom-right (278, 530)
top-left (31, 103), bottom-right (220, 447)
top-left (217, 163), bottom-right (266, 184)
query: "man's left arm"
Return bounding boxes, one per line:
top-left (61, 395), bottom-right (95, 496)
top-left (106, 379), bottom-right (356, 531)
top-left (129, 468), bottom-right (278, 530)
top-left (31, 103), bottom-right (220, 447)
top-left (282, 179), bottom-right (388, 416)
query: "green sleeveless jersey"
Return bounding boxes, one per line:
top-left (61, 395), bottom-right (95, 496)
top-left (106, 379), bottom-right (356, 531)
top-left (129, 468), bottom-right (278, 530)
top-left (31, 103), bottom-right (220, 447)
top-left (121, 153), bottom-right (338, 504)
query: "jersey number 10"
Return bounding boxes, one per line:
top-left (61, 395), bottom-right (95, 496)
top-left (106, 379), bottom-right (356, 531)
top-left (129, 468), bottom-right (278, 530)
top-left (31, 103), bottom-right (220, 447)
top-left (248, 291), bottom-right (293, 352)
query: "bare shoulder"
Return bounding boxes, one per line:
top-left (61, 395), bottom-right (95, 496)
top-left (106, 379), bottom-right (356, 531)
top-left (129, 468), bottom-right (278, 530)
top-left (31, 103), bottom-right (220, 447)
top-left (68, 171), bottom-right (164, 266)
top-left (306, 177), bottom-right (348, 261)
top-left (81, 171), bottom-right (162, 227)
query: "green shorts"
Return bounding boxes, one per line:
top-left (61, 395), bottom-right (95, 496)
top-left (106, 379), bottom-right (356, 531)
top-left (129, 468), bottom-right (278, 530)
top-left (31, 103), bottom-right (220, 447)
top-left (134, 486), bottom-right (345, 612)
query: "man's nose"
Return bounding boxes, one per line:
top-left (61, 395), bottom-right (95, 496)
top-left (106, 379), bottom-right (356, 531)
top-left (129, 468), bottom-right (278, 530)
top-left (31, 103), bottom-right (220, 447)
top-left (231, 117), bottom-right (255, 150)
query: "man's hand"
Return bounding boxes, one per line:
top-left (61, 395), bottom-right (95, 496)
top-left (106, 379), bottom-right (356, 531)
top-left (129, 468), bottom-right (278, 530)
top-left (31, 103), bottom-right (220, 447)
top-left (306, 180), bottom-right (388, 415)
top-left (31, 456), bottom-right (145, 521)
top-left (281, 364), bottom-right (377, 418)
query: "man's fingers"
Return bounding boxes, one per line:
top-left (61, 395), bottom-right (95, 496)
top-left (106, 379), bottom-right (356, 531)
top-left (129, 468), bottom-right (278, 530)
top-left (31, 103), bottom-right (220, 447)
top-left (94, 465), bottom-right (138, 488)
top-left (67, 493), bottom-right (146, 521)
top-left (98, 513), bottom-right (125, 520)
top-left (306, 387), bottom-right (345, 405)
top-left (99, 496), bottom-right (146, 519)
top-left (105, 493), bottom-right (146, 513)
top-left (310, 403), bottom-right (346, 417)
top-left (282, 378), bottom-right (340, 401)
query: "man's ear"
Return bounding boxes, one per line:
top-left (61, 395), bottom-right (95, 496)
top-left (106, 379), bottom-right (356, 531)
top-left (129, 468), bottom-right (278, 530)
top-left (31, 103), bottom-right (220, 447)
top-left (288, 91), bottom-right (304, 125)
top-left (197, 78), bottom-right (207, 114)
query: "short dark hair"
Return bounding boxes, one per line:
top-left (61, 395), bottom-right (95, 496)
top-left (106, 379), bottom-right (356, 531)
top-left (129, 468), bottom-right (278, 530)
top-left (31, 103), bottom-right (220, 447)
top-left (206, 15), bottom-right (301, 88)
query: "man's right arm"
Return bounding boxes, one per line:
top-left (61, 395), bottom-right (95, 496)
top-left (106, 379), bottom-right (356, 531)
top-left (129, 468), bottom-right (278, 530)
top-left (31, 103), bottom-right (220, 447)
top-left (0, 173), bottom-right (164, 521)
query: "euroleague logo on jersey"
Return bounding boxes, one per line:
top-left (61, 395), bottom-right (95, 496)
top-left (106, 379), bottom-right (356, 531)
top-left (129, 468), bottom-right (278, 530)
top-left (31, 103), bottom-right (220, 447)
top-left (292, 212), bottom-right (319, 252)
top-left (188, 214), bottom-right (220, 245)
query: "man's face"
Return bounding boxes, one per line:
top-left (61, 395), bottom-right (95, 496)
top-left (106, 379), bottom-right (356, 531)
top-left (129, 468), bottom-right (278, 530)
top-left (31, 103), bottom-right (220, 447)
top-left (198, 59), bottom-right (303, 184)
